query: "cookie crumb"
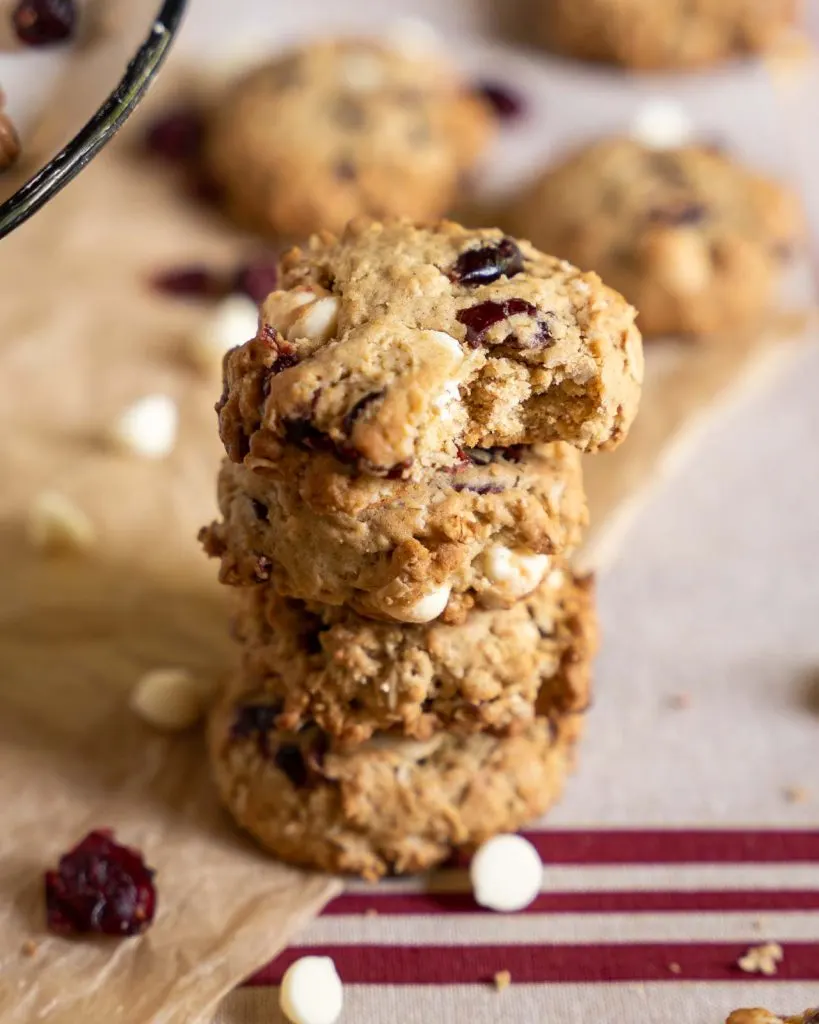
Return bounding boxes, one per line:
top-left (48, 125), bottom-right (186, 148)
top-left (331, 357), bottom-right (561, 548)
top-left (737, 941), bottom-right (783, 976)
top-left (364, 907), bottom-right (378, 918)
top-left (667, 692), bottom-right (691, 710)
top-left (20, 939), bottom-right (38, 957)
top-left (783, 785), bottom-right (809, 804)
top-left (27, 491), bottom-right (95, 555)
top-left (667, 961), bottom-right (682, 974)
top-left (493, 969), bottom-right (511, 992)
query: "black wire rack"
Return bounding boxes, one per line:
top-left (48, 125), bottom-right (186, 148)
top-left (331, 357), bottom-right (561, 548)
top-left (0, 0), bottom-right (188, 240)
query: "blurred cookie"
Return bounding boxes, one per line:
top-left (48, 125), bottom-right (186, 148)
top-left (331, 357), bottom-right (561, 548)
top-left (508, 138), bottom-right (800, 337)
top-left (538, 0), bottom-right (799, 70)
top-left (231, 568), bottom-right (594, 745)
top-left (203, 39), bottom-right (494, 238)
top-left (216, 218), bottom-right (643, 478)
top-left (199, 444), bottom-right (586, 622)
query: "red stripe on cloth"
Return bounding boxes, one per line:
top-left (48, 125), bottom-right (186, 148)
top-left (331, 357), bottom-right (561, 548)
top-left (248, 942), bottom-right (819, 986)
top-left (513, 829), bottom-right (819, 865)
top-left (324, 889), bottom-right (819, 916)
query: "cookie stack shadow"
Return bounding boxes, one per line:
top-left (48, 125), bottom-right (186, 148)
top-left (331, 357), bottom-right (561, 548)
top-left (199, 218), bottom-right (643, 879)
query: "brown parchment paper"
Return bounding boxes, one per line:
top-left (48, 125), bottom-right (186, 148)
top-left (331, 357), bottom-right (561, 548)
top-left (0, 85), bottom-right (341, 1023)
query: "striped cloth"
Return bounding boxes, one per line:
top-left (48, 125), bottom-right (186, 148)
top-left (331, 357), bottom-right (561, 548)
top-left (213, 829), bottom-right (819, 1021)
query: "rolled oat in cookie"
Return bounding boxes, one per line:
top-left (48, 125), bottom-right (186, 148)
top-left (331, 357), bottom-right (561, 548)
top-left (228, 568), bottom-right (595, 747)
top-left (217, 218), bottom-right (642, 476)
top-left (199, 442), bottom-right (586, 620)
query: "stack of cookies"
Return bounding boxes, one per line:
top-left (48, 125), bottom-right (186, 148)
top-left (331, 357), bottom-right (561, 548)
top-left (200, 218), bottom-right (643, 879)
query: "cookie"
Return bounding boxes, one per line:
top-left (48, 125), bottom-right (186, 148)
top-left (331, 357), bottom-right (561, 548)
top-left (726, 1012), bottom-right (818, 1024)
top-left (507, 138), bottom-right (799, 337)
top-left (208, 685), bottom-right (580, 878)
top-left (199, 441), bottom-right (586, 622)
top-left (230, 568), bottom-right (594, 746)
top-left (217, 218), bottom-right (643, 478)
top-left (203, 39), bottom-right (494, 238)
top-left (539, 0), bottom-right (799, 70)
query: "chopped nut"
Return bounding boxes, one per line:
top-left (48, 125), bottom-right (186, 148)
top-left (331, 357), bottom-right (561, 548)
top-left (737, 941), bottom-right (784, 976)
top-left (667, 692), bottom-right (691, 710)
top-left (667, 961), bottom-right (682, 974)
top-left (27, 491), bottom-right (95, 555)
top-left (0, 111), bottom-right (21, 172)
top-left (493, 970), bottom-right (511, 992)
top-left (783, 785), bottom-right (809, 804)
top-left (130, 668), bottom-right (211, 731)
top-left (20, 939), bottom-right (38, 957)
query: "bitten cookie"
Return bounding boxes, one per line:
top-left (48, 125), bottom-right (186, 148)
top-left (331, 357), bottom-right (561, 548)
top-left (230, 568), bottom-right (594, 746)
top-left (726, 1012), bottom-right (818, 1024)
top-left (538, 0), bottom-right (799, 70)
top-left (203, 39), bottom-right (494, 238)
top-left (199, 442), bottom-right (586, 622)
top-left (209, 686), bottom-right (580, 878)
top-left (507, 138), bottom-right (799, 337)
top-left (217, 218), bottom-right (643, 477)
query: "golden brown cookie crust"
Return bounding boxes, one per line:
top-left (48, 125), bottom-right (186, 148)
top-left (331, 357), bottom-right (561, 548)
top-left (508, 138), bottom-right (800, 338)
top-left (199, 443), bottom-right (587, 621)
top-left (229, 569), bottom-right (595, 746)
top-left (217, 218), bottom-right (643, 477)
top-left (203, 39), bottom-right (493, 238)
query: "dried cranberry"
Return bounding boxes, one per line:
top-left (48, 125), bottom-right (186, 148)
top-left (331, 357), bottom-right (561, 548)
top-left (12, 0), bottom-right (74, 46)
top-left (342, 389), bottom-right (385, 436)
top-left (451, 238), bottom-right (524, 286)
top-left (144, 107), bottom-right (204, 163)
top-left (232, 260), bottom-right (279, 304)
top-left (250, 498), bottom-right (268, 521)
top-left (452, 481), bottom-right (504, 495)
top-left (231, 701), bottom-right (282, 756)
top-left (44, 830), bottom-right (156, 937)
top-left (648, 202), bottom-right (708, 226)
top-left (456, 298), bottom-right (538, 347)
top-left (474, 80), bottom-right (525, 121)
top-left (150, 265), bottom-right (223, 299)
top-left (274, 744), bottom-right (308, 787)
top-left (333, 159), bottom-right (358, 181)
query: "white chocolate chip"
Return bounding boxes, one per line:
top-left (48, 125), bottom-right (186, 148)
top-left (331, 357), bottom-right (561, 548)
top-left (480, 546), bottom-right (550, 601)
top-left (389, 583), bottom-right (452, 623)
top-left (546, 568), bottom-right (565, 589)
top-left (130, 668), bottom-right (211, 731)
top-left (288, 295), bottom-right (340, 343)
top-left (339, 51), bottom-right (384, 92)
top-left (427, 329), bottom-right (464, 361)
top-left (27, 491), bottom-right (95, 555)
top-left (110, 394), bottom-right (178, 459)
top-left (279, 955), bottom-right (344, 1024)
top-left (470, 834), bottom-right (543, 912)
top-left (630, 97), bottom-right (693, 149)
top-left (195, 294), bottom-right (259, 367)
top-left (385, 16), bottom-right (441, 55)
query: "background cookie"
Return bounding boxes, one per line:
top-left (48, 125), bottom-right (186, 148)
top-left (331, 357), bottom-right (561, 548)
top-left (538, 0), bottom-right (799, 70)
top-left (199, 443), bottom-right (586, 622)
top-left (203, 38), bottom-right (494, 238)
top-left (230, 568), bottom-right (595, 745)
top-left (217, 218), bottom-right (643, 477)
top-left (507, 138), bottom-right (800, 337)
